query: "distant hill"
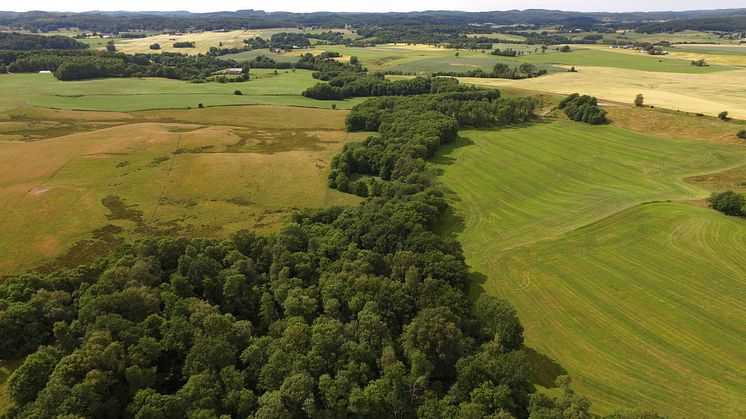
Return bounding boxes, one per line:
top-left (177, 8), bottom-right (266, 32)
top-left (1, 9), bottom-right (746, 33)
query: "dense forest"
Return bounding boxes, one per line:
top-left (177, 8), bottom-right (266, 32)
top-left (0, 49), bottom-right (247, 81)
top-left (636, 15), bottom-right (746, 33)
top-left (1, 9), bottom-right (745, 35)
top-left (0, 32), bottom-right (87, 50)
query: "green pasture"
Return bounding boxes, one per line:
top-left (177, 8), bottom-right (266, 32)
top-left (513, 47), bottom-right (731, 73)
top-left (383, 56), bottom-right (563, 74)
top-left (669, 44), bottom-right (746, 56)
top-left (436, 120), bottom-right (746, 417)
top-left (219, 49), bottom-right (302, 63)
top-left (0, 71), bottom-right (362, 112)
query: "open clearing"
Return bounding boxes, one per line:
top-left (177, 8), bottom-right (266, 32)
top-left (435, 120), bottom-right (746, 417)
top-left (460, 66), bottom-right (746, 119)
top-left (0, 105), bottom-right (368, 275)
top-left (0, 71), bottom-right (363, 112)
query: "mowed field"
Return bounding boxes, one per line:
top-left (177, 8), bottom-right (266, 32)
top-left (0, 71), bottom-right (364, 111)
top-left (0, 105), bottom-right (368, 275)
top-left (435, 120), bottom-right (746, 417)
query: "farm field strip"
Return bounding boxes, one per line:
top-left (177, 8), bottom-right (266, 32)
top-left (436, 120), bottom-right (746, 417)
top-left (0, 72), bottom-right (362, 112)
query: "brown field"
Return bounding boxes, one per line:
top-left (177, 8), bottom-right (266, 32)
top-left (0, 105), bottom-right (368, 275)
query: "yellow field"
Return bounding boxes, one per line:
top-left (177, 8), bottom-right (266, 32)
top-left (0, 105), bottom-right (367, 274)
top-left (461, 66), bottom-right (746, 119)
top-left (112, 30), bottom-right (255, 54)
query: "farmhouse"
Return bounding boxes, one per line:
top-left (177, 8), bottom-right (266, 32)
top-left (223, 68), bottom-right (243, 75)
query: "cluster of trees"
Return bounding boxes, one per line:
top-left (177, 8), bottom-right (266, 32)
top-left (302, 75), bottom-right (480, 100)
top-left (173, 41), bottom-right (196, 48)
top-left (0, 32), bottom-right (88, 50)
top-left (244, 32), bottom-right (346, 51)
top-left (0, 49), bottom-right (247, 81)
top-left (558, 93), bottom-right (608, 125)
top-left (328, 90), bottom-right (536, 196)
top-left (708, 190), bottom-right (746, 217)
top-left (433, 62), bottom-right (547, 80)
top-left (491, 48), bottom-right (518, 57)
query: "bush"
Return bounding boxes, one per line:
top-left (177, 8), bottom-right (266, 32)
top-left (737, 130), bottom-right (746, 139)
top-left (718, 111), bottom-right (729, 120)
top-left (149, 43), bottom-right (160, 50)
top-left (708, 190), bottom-right (745, 216)
top-left (197, 103), bottom-right (204, 108)
top-left (634, 94), bottom-right (644, 107)
top-left (234, 90), bottom-right (242, 95)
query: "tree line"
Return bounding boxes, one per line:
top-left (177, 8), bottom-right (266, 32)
top-left (0, 32), bottom-right (88, 50)
top-left (432, 62), bottom-right (548, 80)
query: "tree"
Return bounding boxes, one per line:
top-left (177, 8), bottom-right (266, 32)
top-left (106, 40), bottom-right (116, 52)
top-left (634, 94), bottom-right (644, 107)
top-left (8, 347), bottom-right (61, 405)
top-left (234, 90), bottom-right (242, 95)
top-left (737, 130), bottom-right (746, 139)
top-left (149, 43), bottom-right (160, 50)
top-left (718, 111), bottom-right (729, 120)
top-left (708, 190), bottom-right (745, 216)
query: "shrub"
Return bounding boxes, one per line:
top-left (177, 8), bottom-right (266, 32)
top-left (737, 130), bottom-right (746, 139)
top-left (197, 103), bottom-right (204, 108)
top-left (718, 111), bottom-right (729, 120)
top-left (708, 190), bottom-right (745, 216)
top-left (149, 43), bottom-right (160, 50)
top-left (634, 94), bottom-right (644, 107)
top-left (234, 90), bottom-right (242, 95)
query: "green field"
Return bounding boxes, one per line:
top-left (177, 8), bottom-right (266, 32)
top-left (513, 47), bottom-right (731, 73)
top-left (383, 56), bottom-right (563, 74)
top-left (0, 71), bottom-right (363, 112)
top-left (435, 120), bottom-right (746, 417)
top-left (219, 49), bottom-right (302, 63)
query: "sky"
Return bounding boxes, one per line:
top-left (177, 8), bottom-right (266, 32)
top-left (3, 0), bottom-right (745, 13)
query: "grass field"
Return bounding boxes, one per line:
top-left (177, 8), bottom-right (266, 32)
top-left (513, 47), bottom-right (732, 73)
top-left (0, 71), bottom-right (363, 112)
top-left (383, 56), bottom-right (563, 74)
top-left (435, 120), bottom-right (746, 417)
top-left (0, 105), bottom-right (367, 275)
top-left (460, 66), bottom-right (746, 119)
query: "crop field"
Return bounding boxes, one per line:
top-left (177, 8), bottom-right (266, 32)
top-left (460, 66), bottom-right (746, 119)
top-left (0, 71), bottom-right (363, 112)
top-left (382, 56), bottom-right (563, 74)
top-left (435, 120), bottom-right (746, 417)
top-left (0, 105), bottom-right (368, 275)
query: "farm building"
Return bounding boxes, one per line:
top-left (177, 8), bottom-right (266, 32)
top-left (223, 68), bottom-right (243, 75)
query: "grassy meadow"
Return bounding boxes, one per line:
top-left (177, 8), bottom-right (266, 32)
top-left (435, 120), bottom-right (746, 417)
top-left (0, 105), bottom-right (368, 275)
top-left (0, 71), bottom-right (363, 112)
